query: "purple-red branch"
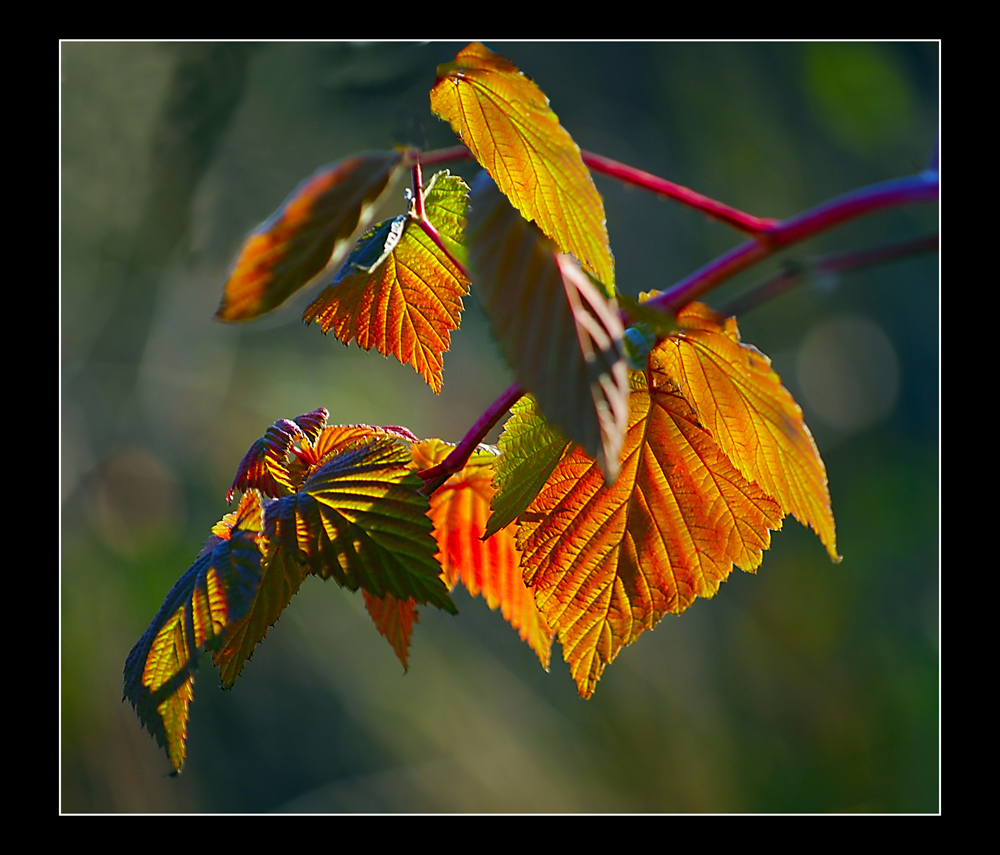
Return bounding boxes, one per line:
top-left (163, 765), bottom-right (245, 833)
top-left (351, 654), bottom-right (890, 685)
top-left (582, 150), bottom-right (779, 236)
top-left (645, 170), bottom-right (939, 315)
top-left (418, 381), bottom-right (525, 490)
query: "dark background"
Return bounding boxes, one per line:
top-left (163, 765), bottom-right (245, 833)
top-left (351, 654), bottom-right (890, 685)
top-left (61, 41), bottom-right (939, 813)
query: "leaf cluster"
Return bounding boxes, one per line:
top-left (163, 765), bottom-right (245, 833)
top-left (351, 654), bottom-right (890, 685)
top-left (125, 43), bottom-right (843, 773)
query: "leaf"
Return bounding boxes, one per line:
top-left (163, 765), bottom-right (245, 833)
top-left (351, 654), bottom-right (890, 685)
top-left (123, 492), bottom-right (264, 772)
top-left (430, 43), bottom-right (614, 289)
top-left (484, 394), bottom-right (571, 540)
top-left (227, 418), bottom-right (306, 503)
top-left (468, 172), bottom-right (628, 480)
top-left (217, 151), bottom-right (405, 321)
top-left (413, 439), bottom-right (553, 668)
top-left (303, 171), bottom-right (471, 393)
top-left (267, 434), bottom-right (456, 612)
top-left (211, 510), bottom-right (308, 690)
top-left (363, 590), bottom-right (419, 671)
top-left (517, 374), bottom-right (784, 699)
top-left (652, 303), bottom-right (839, 561)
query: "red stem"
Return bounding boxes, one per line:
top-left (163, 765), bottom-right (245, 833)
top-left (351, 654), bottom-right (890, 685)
top-left (645, 170), bottom-right (939, 315)
top-left (418, 381), bottom-right (525, 492)
top-left (410, 161), bottom-right (426, 220)
top-left (582, 150), bottom-right (779, 235)
top-left (718, 233), bottom-right (939, 318)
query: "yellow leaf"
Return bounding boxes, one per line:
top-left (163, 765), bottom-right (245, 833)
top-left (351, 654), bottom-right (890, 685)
top-left (652, 303), bottom-right (839, 561)
top-left (431, 43), bottom-right (614, 289)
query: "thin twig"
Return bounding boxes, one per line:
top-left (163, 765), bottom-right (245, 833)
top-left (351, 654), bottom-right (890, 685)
top-left (418, 382), bottom-right (525, 493)
top-left (582, 150), bottom-right (779, 236)
top-left (646, 170), bottom-right (939, 315)
top-left (718, 233), bottom-right (939, 318)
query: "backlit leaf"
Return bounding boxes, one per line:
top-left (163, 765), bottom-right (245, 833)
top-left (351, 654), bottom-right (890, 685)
top-left (484, 394), bottom-right (570, 540)
top-left (517, 374), bottom-right (784, 699)
top-left (123, 492), bottom-right (264, 772)
top-left (413, 439), bottom-right (553, 668)
top-left (227, 418), bottom-right (306, 503)
top-left (363, 590), bottom-right (419, 671)
top-left (653, 303), bottom-right (839, 561)
top-left (431, 42), bottom-right (614, 289)
top-left (303, 171), bottom-right (471, 393)
top-left (217, 151), bottom-right (405, 321)
top-left (212, 511), bottom-right (308, 690)
top-left (468, 172), bottom-right (628, 480)
top-left (267, 435), bottom-right (456, 612)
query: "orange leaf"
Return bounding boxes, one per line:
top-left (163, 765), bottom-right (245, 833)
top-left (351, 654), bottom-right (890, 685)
top-left (363, 590), bottom-right (419, 671)
top-left (431, 43), bottom-right (614, 289)
top-left (413, 439), bottom-right (553, 668)
top-left (217, 151), bottom-right (404, 321)
top-left (303, 172), bottom-right (470, 393)
top-left (652, 303), bottom-right (839, 561)
top-left (517, 374), bottom-right (784, 698)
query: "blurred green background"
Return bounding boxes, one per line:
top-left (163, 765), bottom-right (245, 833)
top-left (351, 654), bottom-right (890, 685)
top-left (61, 41), bottom-right (939, 813)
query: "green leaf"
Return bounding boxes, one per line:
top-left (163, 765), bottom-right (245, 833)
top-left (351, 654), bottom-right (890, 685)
top-left (212, 516), bottom-right (308, 690)
top-left (267, 435), bottom-right (456, 612)
top-left (123, 492), bottom-right (265, 772)
top-left (217, 151), bottom-right (405, 321)
top-left (485, 394), bottom-right (571, 540)
top-left (303, 171), bottom-right (470, 394)
top-left (468, 172), bottom-right (629, 480)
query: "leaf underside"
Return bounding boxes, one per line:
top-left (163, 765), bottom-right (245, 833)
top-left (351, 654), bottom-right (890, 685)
top-left (217, 151), bottom-right (404, 321)
top-left (268, 435), bottom-right (455, 612)
top-left (468, 172), bottom-right (628, 480)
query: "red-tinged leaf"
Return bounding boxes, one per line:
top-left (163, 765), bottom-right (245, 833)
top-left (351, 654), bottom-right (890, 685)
top-left (430, 43), bottom-right (614, 289)
top-left (267, 435), bottom-right (456, 613)
top-left (484, 394), bottom-right (571, 540)
top-left (652, 302), bottom-right (839, 561)
top-left (517, 374), bottom-right (785, 699)
top-left (468, 172), bottom-right (628, 480)
top-left (413, 439), bottom-right (553, 668)
top-left (217, 151), bottom-right (405, 321)
top-left (227, 418), bottom-right (306, 503)
top-left (287, 423), bottom-right (418, 488)
top-left (292, 407), bottom-right (330, 444)
top-left (303, 171), bottom-right (470, 393)
top-left (363, 590), bottom-right (419, 671)
top-left (123, 492), bottom-right (264, 772)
